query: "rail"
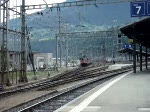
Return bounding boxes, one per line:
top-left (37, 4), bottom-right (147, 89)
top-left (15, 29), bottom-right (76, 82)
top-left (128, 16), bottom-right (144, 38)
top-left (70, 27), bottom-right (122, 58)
top-left (4, 66), bottom-right (132, 112)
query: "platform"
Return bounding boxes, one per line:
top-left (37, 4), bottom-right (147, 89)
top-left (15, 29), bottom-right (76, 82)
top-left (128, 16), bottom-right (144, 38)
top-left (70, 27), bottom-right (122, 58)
top-left (56, 68), bottom-right (150, 112)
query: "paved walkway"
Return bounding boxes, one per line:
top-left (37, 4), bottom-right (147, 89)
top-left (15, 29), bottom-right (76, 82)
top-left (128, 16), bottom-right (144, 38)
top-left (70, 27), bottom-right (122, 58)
top-left (56, 68), bottom-right (150, 112)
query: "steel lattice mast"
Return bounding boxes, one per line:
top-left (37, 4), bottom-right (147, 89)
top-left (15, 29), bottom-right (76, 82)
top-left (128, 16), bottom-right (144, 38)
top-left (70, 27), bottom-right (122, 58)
top-left (0, 0), bottom-right (135, 86)
top-left (19, 0), bottom-right (28, 82)
top-left (1, 0), bottom-right (10, 85)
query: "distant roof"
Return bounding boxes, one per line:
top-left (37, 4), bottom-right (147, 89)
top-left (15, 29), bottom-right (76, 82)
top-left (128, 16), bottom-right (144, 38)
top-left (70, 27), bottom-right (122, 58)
top-left (118, 48), bottom-right (150, 56)
top-left (120, 17), bottom-right (150, 48)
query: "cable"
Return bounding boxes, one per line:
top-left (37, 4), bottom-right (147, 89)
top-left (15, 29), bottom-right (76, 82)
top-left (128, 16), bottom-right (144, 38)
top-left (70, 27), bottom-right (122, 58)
top-left (42, 0), bottom-right (48, 8)
top-left (0, 0), bottom-right (9, 6)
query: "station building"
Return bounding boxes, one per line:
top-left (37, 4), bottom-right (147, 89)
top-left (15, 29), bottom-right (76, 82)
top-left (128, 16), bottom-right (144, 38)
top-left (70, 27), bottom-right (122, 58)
top-left (120, 17), bottom-right (150, 73)
top-left (32, 52), bottom-right (53, 70)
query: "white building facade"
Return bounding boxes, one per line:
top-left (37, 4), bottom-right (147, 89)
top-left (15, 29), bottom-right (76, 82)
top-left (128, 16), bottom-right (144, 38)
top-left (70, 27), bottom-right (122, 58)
top-left (33, 53), bottom-right (53, 70)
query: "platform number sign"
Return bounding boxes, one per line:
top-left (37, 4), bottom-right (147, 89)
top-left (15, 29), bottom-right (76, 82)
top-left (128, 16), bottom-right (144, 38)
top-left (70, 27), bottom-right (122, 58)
top-left (131, 0), bottom-right (150, 17)
top-left (147, 1), bottom-right (150, 15)
top-left (130, 1), bottom-right (146, 17)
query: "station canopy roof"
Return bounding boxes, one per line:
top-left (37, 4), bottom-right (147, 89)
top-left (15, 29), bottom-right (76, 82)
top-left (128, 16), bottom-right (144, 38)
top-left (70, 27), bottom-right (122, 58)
top-left (118, 48), bottom-right (150, 56)
top-left (120, 17), bottom-right (150, 48)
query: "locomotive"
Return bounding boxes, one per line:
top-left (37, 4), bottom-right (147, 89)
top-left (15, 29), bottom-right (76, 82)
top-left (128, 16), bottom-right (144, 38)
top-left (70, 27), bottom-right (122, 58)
top-left (80, 55), bottom-right (91, 67)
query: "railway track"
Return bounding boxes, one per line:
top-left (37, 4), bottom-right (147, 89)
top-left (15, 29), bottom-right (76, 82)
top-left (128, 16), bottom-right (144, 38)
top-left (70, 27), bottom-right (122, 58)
top-left (24, 77), bottom-right (112, 112)
top-left (0, 65), bottom-right (107, 100)
top-left (4, 66), bottom-right (132, 112)
top-left (0, 67), bottom-right (82, 99)
top-left (36, 66), bottom-right (109, 91)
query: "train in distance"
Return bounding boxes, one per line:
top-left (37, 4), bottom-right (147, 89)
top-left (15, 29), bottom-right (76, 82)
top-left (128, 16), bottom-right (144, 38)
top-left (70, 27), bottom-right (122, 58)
top-left (80, 55), bottom-right (92, 67)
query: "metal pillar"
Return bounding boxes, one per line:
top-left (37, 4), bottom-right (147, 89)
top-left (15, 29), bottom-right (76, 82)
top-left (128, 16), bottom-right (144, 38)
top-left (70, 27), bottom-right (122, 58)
top-left (66, 37), bottom-right (68, 68)
top-left (137, 54), bottom-right (139, 62)
top-left (140, 44), bottom-right (142, 71)
top-left (0, 0), bottom-right (2, 84)
top-left (56, 35), bottom-right (58, 70)
top-left (129, 54), bottom-right (130, 61)
top-left (59, 40), bottom-right (62, 68)
top-left (19, 0), bottom-right (28, 82)
top-left (145, 46), bottom-right (148, 70)
top-left (112, 37), bottom-right (114, 61)
top-left (133, 41), bottom-right (136, 73)
top-left (12, 33), bottom-right (15, 71)
top-left (133, 26), bottom-right (136, 73)
top-left (124, 53), bottom-right (126, 62)
top-left (75, 41), bottom-right (77, 60)
top-left (1, 0), bottom-right (10, 85)
top-left (58, 11), bottom-right (62, 68)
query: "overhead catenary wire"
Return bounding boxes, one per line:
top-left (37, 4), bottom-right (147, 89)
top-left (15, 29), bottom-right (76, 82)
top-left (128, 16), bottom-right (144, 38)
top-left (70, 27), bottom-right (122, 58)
top-left (0, 0), bottom-right (9, 6)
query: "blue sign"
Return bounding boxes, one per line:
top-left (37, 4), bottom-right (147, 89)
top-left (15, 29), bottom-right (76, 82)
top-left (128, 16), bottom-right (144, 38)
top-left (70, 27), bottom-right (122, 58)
top-left (130, 0), bottom-right (150, 17)
top-left (131, 1), bottom-right (146, 17)
top-left (147, 1), bottom-right (150, 15)
top-left (124, 44), bottom-right (133, 49)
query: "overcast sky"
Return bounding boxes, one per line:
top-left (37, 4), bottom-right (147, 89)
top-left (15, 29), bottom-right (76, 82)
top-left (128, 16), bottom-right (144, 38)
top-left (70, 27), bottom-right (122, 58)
top-left (26, 0), bottom-right (65, 5)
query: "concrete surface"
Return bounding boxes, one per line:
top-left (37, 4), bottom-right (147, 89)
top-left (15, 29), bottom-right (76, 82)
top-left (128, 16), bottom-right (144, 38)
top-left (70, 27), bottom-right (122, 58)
top-left (56, 69), bottom-right (150, 112)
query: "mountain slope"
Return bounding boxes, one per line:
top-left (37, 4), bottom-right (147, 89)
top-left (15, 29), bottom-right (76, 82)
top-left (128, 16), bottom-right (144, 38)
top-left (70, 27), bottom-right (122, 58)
top-left (9, 1), bottom-right (137, 54)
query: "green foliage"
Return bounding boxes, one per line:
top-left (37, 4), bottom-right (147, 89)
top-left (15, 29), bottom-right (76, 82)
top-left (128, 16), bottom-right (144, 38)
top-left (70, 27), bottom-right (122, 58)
top-left (9, 2), bottom-right (131, 54)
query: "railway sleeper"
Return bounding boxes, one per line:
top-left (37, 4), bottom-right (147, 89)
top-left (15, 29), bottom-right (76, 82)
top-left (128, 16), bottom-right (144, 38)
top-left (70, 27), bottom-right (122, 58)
top-left (5, 68), bottom-right (131, 112)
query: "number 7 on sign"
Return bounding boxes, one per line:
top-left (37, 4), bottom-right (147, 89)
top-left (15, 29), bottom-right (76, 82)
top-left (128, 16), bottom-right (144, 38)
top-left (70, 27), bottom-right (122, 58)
top-left (136, 6), bottom-right (141, 14)
top-left (131, 2), bottom-right (145, 17)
